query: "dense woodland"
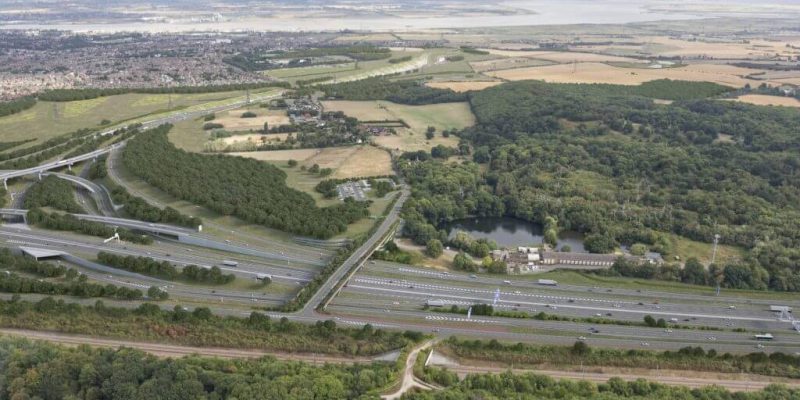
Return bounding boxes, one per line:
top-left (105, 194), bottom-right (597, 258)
top-left (319, 78), bottom-right (467, 105)
top-left (23, 175), bottom-right (85, 213)
top-left (395, 79), bottom-right (800, 291)
top-left (444, 337), bottom-right (800, 378)
top-left (122, 125), bottom-right (369, 238)
top-left (0, 337), bottom-right (395, 400)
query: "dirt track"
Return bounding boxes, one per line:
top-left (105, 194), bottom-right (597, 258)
top-left (0, 329), bottom-right (371, 365)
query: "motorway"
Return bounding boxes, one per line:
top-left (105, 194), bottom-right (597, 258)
top-left (0, 224), bottom-right (322, 307)
top-left (325, 260), bottom-right (800, 354)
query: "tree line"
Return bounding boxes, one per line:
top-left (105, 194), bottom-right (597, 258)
top-left (0, 139), bottom-right (35, 153)
top-left (0, 249), bottom-right (66, 278)
top-left (35, 82), bottom-right (290, 102)
top-left (0, 296), bottom-right (421, 357)
top-left (0, 95), bottom-right (36, 117)
top-left (26, 209), bottom-right (153, 244)
top-left (0, 271), bottom-right (143, 300)
top-left (121, 125), bottom-right (369, 238)
top-left (403, 370), bottom-right (797, 400)
top-left (97, 252), bottom-right (235, 284)
top-left (444, 337), bottom-right (800, 379)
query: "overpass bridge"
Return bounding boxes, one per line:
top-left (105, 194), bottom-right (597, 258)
top-left (0, 146), bottom-right (117, 189)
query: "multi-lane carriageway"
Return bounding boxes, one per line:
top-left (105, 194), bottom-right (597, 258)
top-left (329, 260), bottom-right (800, 354)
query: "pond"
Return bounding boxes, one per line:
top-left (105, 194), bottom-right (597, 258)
top-left (443, 217), bottom-right (586, 252)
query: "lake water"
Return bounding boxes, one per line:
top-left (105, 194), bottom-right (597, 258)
top-left (443, 217), bottom-right (586, 252)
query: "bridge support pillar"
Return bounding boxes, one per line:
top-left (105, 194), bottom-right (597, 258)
top-left (2, 179), bottom-right (5, 191)
top-left (68, 164), bottom-right (72, 171)
top-left (37, 172), bottom-right (42, 181)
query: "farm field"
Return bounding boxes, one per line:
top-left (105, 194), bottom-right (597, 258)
top-left (487, 62), bottom-right (768, 87)
top-left (212, 108), bottom-right (290, 131)
top-left (588, 36), bottom-right (800, 59)
top-left (372, 131), bottom-right (459, 153)
top-left (470, 57), bottom-right (555, 72)
top-left (731, 94), bottom-right (800, 107)
top-left (332, 145), bottom-right (393, 179)
top-left (232, 145), bottom-right (393, 179)
top-left (0, 90), bottom-right (262, 146)
top-left (480, 49), bottom-right (644, 64)
top-left (321, 100), bottom-right (475, 134)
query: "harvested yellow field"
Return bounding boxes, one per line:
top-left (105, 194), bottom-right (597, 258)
top-left (214, 109), bottom-right (290, 131)
top-left (732, 94), bottom-right (800, 108)
top-left (425, 81), bottom-right (503, 92)
top-left (585, 37), bottom-right (800, 60)
top-left (488, 62), bottom-right (765, 88)
top-left (644, 37), bottom-right (800, 59)
top-left (332, 146), bottom-right (394, 179)
top-left (321, 100), bottom-right (475, 134)
top-left (229, 148), bottom-right (320, 161)
top-left (479, 49), bottom-right (642, 63)
top-left (300, 147), bottom-right (360, 170)
top-left (470, 57), bottom-right (554, 72)
top-left (373, 129), bottom-right (459, 153)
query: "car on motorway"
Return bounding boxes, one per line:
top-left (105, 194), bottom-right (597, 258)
top-left (641, 342), bottom-right (650, 347)
top-left (469, 274), bottom-right (477, 279)
top-left (577, 336), bottom-right (587, 341)
top-left (503, 280), bottom-right (511, 285)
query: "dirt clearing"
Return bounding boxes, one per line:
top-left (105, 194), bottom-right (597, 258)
top-left (214, 109), bottom-right (290, 131)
